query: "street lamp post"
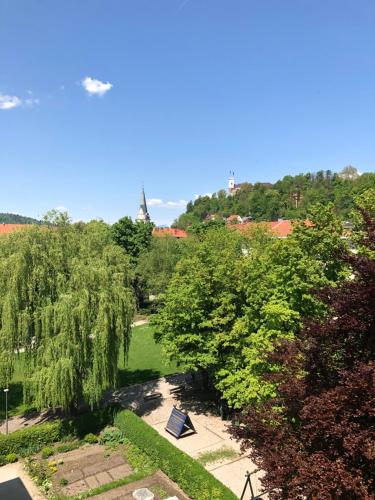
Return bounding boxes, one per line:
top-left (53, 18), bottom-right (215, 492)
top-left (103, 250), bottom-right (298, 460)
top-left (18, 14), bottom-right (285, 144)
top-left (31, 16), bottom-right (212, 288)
top-left (3, 388), bottom-right (9, 435)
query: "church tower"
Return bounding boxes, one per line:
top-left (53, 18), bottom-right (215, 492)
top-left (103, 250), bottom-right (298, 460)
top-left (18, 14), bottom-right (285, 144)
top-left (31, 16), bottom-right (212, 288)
top-left (228, 171), bottom-right (235, 194)
top-left (136, 187), bottom-right (151, 223)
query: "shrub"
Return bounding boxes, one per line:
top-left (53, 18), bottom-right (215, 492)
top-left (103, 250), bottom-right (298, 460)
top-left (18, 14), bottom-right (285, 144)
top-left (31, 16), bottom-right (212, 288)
top-left (115, 410), bottom-right (236, 500)
top-left (0, 421), bottom-right (63, 456)
top-left (5, 453), bottom-right (18, 463)
top-left (0, 455), bottom-right (6, 467)
top-left (83, 433), bottom-right (98, 444)
top-left (41, 447), bottom-right (54, 459)
top-left (56, 441), bottom-right (82, 454)
top-left (99, 426), bottom-right (125, 447)
top-left (65, 408), bottom-right (115, 438)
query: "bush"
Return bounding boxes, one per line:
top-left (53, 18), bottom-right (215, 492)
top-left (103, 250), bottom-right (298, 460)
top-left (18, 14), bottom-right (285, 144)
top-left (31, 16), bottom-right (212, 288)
top-left (66, 409), bottom-right (115, 438)
top-left (56, 441), bottom-right (82, 454)
top-left (115, 410), bottom-right (236, 500)
top-left (41, 447), bottom-right (54, 459)
top-left (0, 455), bottom-right (6, 467)
top-left (0, 421), bottom-right (63, 456)
top-left (99, 426), bottom-right (126, 447)
top-left (5, 453), bottom-right (18, 463)
top-left (83, 433), bottom-right (98, 444)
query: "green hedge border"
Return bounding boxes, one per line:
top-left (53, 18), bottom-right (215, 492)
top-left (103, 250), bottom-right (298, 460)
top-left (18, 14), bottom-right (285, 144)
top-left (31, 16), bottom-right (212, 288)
top-left (115, 410), bottom-right (237, 500)
top-left (0, 408), bottom-right (114, 457)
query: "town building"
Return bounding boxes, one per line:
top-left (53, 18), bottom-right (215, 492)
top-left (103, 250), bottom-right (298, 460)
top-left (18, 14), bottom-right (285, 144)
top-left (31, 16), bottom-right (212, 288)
top-left (136, 187), bottom-right (151, 223)
top-left (228, 171), bottom-right (246, 195)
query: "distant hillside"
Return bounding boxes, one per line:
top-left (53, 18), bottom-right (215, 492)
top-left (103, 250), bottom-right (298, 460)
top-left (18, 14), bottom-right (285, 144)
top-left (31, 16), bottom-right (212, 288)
top-left (173, 166), bottom-right (375, 229)
top-left (0, 213), bottom-right (42, 225)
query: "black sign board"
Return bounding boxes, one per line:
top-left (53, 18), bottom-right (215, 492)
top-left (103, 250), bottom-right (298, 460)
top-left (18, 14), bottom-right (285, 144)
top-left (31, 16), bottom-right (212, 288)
top-left (165, 406), bottom-right (196, 439)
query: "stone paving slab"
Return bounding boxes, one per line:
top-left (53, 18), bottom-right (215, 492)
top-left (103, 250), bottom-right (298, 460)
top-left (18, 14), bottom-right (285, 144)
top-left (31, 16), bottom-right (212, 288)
top-left (55, 445), bottom-right (134, 497)
top-left (120, 374), bottom-right (265, 498)
top-left (109, 464), bottom-right (133, 480)
top-left (90, 471), bottom-right (189, 500)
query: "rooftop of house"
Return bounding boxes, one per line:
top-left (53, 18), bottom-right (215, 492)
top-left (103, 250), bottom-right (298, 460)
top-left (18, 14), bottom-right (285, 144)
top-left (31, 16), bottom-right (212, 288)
top-left (234, 219), bottom-right (313, 237)
top-left (0, 223), bottom-right (30, 234)
top-left (153, 227), bottom-right (188, 238)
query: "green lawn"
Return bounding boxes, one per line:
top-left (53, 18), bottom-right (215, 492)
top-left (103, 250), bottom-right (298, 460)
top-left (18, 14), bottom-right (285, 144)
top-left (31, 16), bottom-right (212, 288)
top-left (0, 324), bottom-right (181, 420)
top-left (117, 324), bottom-right (180, 386)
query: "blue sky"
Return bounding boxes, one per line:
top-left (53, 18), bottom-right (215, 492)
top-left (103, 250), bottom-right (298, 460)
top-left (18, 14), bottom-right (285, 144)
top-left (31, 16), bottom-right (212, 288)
top-left (1, 0), bottom-right (374, 225)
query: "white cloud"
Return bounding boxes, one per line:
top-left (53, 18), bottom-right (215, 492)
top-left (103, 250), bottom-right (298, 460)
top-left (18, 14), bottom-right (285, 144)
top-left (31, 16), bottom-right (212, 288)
top-left (0, 93), bottom-right (22, 110)
top-left (82, 77), bottom-right (113, 96)
top-left (25, 98), bottom-right (40, 107)
top-left (55, 205), bottom-right (68, 211)
top-left (148, 198), bottom-right (187, 209)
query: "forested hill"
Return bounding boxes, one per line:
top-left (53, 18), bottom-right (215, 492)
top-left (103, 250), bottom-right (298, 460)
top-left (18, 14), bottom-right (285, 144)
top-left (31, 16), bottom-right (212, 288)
top-left (173, 166), bottom-right (375, 229)
top-left (0, 213), bottom-right (42, 224)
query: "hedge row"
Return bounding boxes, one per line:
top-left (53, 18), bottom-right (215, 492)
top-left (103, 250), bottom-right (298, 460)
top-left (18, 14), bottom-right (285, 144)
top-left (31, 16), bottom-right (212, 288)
top-left (115, 410), bottom-right (237, 500)
top-left (0, 420), bottom-right (63, 456)
top-left (0, 408), bottom-right (114, 457)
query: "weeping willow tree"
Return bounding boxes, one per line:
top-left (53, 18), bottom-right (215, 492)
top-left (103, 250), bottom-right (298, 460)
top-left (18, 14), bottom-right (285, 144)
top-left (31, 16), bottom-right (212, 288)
top-left (0, 219), bottom-right (135, 411)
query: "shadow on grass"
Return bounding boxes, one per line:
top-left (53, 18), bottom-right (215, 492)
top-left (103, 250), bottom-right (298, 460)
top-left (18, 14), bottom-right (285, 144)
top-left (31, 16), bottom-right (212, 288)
top-left (118, 368), bottom-right (163, 387)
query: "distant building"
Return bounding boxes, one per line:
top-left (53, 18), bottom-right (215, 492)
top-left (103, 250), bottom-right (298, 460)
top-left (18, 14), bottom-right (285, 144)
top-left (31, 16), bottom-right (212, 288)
top-left (0, 223), bottom-right (29, 234)
top-left (153, 228), bottom-right (187, 239)
top-left (226, 214), bottom-right (243, 224)
top-left (228, 171), bottom-right (245, 195)
top-left (136, 187), bottom-right (151, 223)
top-left (233, 219), bottom-right (314, 238)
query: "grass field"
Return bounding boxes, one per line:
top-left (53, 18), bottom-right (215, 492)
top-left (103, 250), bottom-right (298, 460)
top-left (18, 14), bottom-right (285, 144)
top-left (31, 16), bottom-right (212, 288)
top-left (0, 324), bottom-right (181, 420)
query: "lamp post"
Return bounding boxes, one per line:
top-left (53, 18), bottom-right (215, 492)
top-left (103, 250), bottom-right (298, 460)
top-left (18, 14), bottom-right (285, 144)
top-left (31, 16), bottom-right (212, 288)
top-left (3, 388), bottom-right (9, 435)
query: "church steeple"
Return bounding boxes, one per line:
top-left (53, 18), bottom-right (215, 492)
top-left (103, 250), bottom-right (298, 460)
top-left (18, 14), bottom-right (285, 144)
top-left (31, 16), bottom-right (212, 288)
top-left (136, 187), bottom-right (151, 223)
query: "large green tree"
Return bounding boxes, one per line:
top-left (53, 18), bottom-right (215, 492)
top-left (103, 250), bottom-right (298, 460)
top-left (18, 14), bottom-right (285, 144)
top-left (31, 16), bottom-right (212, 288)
top-left (0, 220), bottom-right (135, 411)
top-left (154, 206), bottom-right (345, 408)
top-left (111, 216), bottom-right (154, 262)
top-left (136, 235), bottom-right (185, 299)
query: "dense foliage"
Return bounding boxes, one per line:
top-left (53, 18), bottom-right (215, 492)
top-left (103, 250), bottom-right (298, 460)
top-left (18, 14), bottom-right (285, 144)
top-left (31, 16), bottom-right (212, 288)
top-left (115, 410), bottom-right (237, 500)
top-left (154, 205), bottom-right (345, 408)
top-left (173, 167), bottom-right (375, 228)
top-left (0, 421), bottom-right (63, 456)
top-left (0, 221), bottom-right (135, 411)
top-left (136, 235), bottom-right (185, 298)
top-left (0, 213), bottom-right (42, 224)
top-left (231, 212), bottom-right (375, 499)
top-left (111, 216), bottom-right (154, 262)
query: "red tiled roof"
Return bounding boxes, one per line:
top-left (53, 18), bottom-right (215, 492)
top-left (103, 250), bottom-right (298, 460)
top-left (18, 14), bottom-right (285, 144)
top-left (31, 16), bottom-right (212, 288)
top-left (0, 224), bottom-right (30, 234)
top-left (153, 228), bottom-right (188, 238)
top-left (234, 219), bottom-right (312, 238)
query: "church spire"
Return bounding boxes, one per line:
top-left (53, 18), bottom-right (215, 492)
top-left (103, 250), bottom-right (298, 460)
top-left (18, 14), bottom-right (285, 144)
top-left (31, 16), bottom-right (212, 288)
top-left (136, 186), bottom-right (151, 223)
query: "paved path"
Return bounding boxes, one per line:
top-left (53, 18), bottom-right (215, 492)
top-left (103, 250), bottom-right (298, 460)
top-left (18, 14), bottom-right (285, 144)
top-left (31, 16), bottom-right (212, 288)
top-left (0, 462), bottom-right (46, 500)
top-left (111, 373), bottom-right (265, 499)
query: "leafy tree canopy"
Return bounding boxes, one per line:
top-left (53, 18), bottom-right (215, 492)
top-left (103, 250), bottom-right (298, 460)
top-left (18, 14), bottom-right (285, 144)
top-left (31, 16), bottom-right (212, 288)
top-left (0, 213), bottom-right (43, 224)
top-left (154, 205), bottom-right (345, 407)
top-left (0, 220), bottom-right (135, 411)
top-left (173, 168), bottom-right (375, 228)
top-left (136, 235), bottom-right (185, 298)
top-left (231, 211), bottom-right (375, 499)
top-left (111, 216), bottom-right (154, 262)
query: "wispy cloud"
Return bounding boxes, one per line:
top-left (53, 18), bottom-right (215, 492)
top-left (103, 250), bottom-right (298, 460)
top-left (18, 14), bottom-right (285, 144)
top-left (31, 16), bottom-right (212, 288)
top-left (148, 198), bottom-right (187, 209)
top-left (0, 93), bottom-right (22, 110)
top-left (55, 205), bottom-right (68, 211)
top-left (25, 98), bottom-right (40, 107)
top-left (82, 77), bottom-right (113, 96)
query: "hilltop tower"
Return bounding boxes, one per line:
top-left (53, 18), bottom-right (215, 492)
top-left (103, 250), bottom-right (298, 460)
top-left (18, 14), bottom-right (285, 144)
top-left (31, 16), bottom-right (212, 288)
top-left (228, 171), bottom-right (235, 192)
top-left (136, 187), bottom-right (151, 223)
